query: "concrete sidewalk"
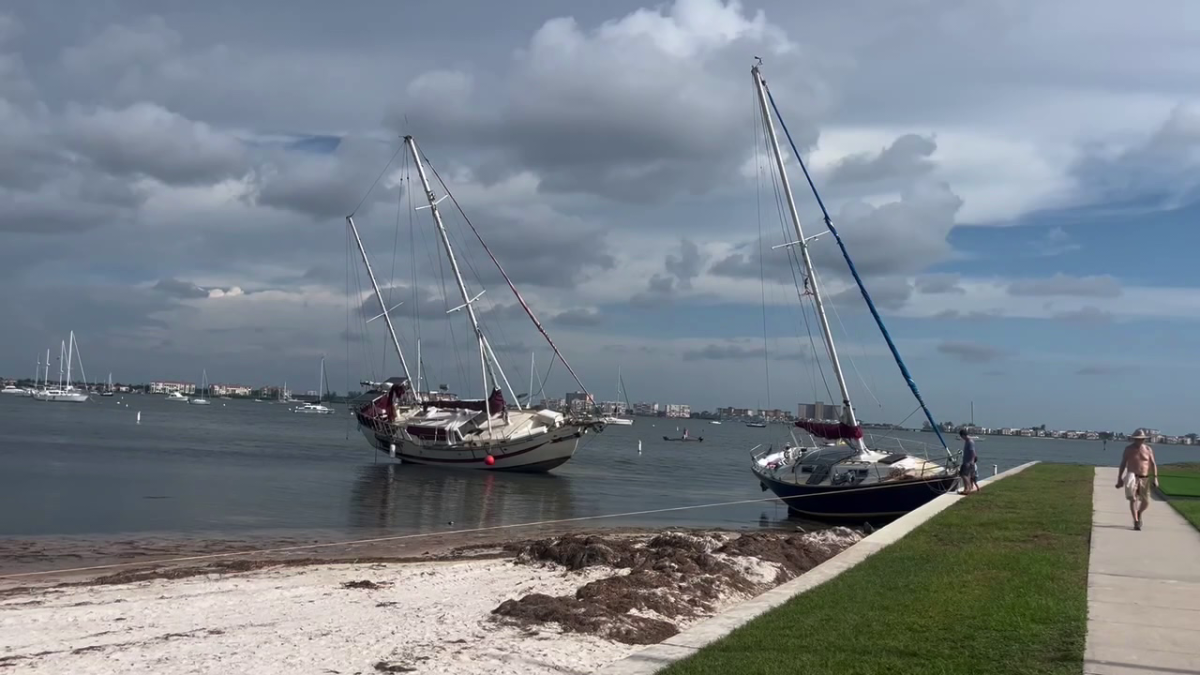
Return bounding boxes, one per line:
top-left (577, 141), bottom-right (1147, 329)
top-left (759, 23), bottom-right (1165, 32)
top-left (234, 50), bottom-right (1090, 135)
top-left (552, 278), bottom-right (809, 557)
top-left (1084, 467), bottom-right (1200, 674)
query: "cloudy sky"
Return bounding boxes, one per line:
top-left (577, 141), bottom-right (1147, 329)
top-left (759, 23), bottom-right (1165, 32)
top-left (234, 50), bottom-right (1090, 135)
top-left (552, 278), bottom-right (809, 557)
top-left (2, 0), bottom-right (1198, 432)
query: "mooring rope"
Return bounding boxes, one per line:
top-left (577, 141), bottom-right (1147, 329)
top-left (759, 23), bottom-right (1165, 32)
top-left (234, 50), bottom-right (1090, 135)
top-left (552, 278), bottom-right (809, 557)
top-left (0, 476), bottom-right (956, 581)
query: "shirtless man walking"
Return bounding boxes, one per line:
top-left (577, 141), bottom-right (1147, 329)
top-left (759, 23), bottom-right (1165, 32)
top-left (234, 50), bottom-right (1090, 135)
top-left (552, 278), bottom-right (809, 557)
top-left (1116, 429), bottom-right (1159, 531)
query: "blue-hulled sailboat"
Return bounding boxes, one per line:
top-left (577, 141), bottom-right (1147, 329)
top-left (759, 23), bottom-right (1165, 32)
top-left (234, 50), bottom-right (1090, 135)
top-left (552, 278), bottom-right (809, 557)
top-left (747, 62), bottom-right (960, 522)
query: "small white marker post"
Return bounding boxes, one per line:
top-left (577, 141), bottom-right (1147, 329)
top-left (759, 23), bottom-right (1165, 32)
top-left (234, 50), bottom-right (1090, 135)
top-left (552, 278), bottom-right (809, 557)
top-left (993, 464), bottom-right (998, 476)
top-left (136, 411), bottom-right (141, 424)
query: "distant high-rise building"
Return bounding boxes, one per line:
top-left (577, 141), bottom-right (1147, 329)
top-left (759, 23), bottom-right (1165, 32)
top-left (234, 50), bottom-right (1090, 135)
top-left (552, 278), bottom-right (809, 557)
top-left (632, 402), bottom-right (658, 416)
top-left (664, 403), bottom-right (690, 418)
top-left (798, 401), bottom-right (842, 420)
top-left (565, 391), bottom-right (594, 413)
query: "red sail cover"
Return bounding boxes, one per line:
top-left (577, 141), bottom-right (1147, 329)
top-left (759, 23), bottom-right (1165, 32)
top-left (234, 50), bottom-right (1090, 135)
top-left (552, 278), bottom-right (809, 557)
top-left (795, 419), bottom-right (864, 440)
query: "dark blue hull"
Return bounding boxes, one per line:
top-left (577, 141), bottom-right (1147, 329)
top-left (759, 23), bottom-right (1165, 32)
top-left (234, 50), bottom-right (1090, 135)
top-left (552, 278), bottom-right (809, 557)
top-left (756, 471), bottom-right (958, 523)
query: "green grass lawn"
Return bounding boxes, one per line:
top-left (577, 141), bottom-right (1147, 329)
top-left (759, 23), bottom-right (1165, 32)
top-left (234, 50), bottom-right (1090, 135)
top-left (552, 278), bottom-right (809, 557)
top-left (663, 464), bottom-right (1092, 675)
top-left (1158, 463), bottom-right (1200, 530)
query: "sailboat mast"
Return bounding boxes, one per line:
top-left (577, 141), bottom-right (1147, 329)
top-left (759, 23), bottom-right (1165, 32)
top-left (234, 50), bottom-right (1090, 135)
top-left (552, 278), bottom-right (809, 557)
top-left (405, 135), bottom-right (496, 407)
top-left (66, 333), bottom-right (74, 387)
top-left (751, 65), bottom-right (860, 438)
top-left (529, 352), bottom-right (536, 407)
top-left (345, 215), bottom-right (415, 389)
top-left (44, 348), bottom-right (50, 386)
top-left (58, 340), bottom-right (65, 387)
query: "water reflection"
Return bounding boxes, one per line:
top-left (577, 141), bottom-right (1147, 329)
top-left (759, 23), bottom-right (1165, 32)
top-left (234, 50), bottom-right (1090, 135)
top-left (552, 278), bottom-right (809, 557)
top-left (348, 463), bottom-right (578, 534)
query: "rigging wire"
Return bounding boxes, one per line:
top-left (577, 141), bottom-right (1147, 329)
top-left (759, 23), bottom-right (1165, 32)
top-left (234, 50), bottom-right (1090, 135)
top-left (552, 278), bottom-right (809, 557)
top-left (345, 226), bottom-right (353, 438)
top-left (1, 474), bottom-right (964, 582)
top-left (349, 143), bottom-right (404, 218)
top-left (422, 154), bottom-right (592, 400)
top-left (763, 80), bottom-right (950, 452)
top-left (822, 281), bottom-right (885, 412)
top-left (753, 87), bottom-right (772, 412)
top-left (406, 158), bottom-right (423, 392)
top-left (762, 125), bottom-right (835, 407)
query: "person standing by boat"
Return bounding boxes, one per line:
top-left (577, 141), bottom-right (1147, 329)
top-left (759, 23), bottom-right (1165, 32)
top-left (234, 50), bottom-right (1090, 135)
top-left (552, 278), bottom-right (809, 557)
top-left (1116, 429), bottom-right (1158, 531)
top-left (958, 428), bottom-right (978, 495)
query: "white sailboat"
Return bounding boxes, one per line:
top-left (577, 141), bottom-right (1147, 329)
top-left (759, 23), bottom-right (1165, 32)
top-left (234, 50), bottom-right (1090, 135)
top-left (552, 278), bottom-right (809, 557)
top-left (351, 135), bottom-right (603, 471)
top-left (100, 372), bottom-right (115, 397)
top-left (600, 366), bottom-right (634, 426)
top-left (294, 356), bottom-right (335, 415)
top-left (0, 384), bottom-right (25, 396)
top-left (745, 62), bottom-right (955, 520)
top-left (188, 370), bottom-right (211, 405)
top-left (33, 332), bottom-right (90, 402)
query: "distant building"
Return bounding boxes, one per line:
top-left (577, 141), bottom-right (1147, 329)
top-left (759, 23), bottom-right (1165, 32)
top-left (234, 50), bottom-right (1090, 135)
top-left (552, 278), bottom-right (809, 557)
top-left (540, 397), bottom-right (565, 412)
top-left (632, 402), bottom-right (659, 416)
top-left (596, 400), bottom-right (625, 415)
top-left (799, 402), bottom-right (841, 421)
top-left (211, 384), bottom-right (253, 397)
top-left (664, 403), bottom-right (690, 418)
top-left (149, 381), bottom-right (195, 395)
top-left (565, 391), bottom-right (594, 414)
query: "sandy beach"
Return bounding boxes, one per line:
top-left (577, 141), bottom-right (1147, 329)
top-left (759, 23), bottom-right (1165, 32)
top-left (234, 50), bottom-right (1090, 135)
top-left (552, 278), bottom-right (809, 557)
top-left (0, 528), bottom-right (860, 674)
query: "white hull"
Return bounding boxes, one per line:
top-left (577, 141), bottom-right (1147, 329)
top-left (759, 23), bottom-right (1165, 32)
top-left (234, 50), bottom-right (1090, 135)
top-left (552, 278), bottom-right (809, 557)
top-left (294, 404), bottom-right (334, 415)
top-left (33, 389), bottom-right (89, 403)
top-left (601, 416), bottom-right (634, 426)
top-left (188, 398), bottom-right (211, 405)
top-left (358, 421), bottom-right (585, 471)
top-left (354, 404), bottom-right (599, 471)
top-left (0, 388), bottom-right (26, 396)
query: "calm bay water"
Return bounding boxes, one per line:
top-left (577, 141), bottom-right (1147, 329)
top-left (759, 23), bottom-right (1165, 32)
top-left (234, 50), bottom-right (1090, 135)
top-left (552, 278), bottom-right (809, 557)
top-left (1, 395), bottom-right (1193, 539)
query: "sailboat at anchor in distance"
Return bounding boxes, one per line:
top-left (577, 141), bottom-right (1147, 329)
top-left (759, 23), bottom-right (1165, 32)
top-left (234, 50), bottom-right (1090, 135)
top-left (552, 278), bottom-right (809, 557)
top-left (349, 135), bottom-right (604, 472)
top-left (746, 61), bottom-right (959, 521)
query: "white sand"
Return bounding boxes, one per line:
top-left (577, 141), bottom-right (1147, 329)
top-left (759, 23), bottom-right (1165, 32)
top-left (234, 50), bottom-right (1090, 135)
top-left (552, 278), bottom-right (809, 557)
top-left (1, 530), bottom-right (859, 674)
top-left (2, 560), bottom-right (630, 674)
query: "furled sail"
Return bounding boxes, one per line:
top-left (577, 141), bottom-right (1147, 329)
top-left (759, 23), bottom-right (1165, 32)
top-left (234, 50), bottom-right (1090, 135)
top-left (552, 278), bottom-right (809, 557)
top-left (795, 419), bottom-right (864, 441)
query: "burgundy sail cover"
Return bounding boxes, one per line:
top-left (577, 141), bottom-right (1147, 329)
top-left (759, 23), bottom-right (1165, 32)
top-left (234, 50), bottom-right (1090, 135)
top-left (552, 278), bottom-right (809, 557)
top-left (362, 381), bottom-right (410, 420)
top-left (795, 419), bottom-right (864, 440)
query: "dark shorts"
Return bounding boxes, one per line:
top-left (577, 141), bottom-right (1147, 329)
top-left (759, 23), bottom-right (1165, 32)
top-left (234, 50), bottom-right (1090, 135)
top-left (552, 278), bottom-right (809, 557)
top-left (959, 463), bottom-right (973, 477)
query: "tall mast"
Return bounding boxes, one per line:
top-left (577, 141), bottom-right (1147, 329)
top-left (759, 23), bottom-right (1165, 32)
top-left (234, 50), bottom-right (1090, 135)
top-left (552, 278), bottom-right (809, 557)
top-left (405, 135), bottom-right (521, 412)
top-left (529, 352), bottom-right (536, 407)
top-left (66, 332), bottom-right (75, 387)
top-left (44, 348), bottom-right (50, 386)
top-left (751, 65), bottom-right (861, 446)
top-left (58, 340), bottom-right (65, 387)
top-left (346, 215), bottom-right (415, 389)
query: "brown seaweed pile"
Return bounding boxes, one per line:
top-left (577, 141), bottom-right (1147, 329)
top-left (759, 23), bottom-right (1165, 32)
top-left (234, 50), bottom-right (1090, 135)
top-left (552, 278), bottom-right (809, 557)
top-left (492, 529), bottom-right (857, 644)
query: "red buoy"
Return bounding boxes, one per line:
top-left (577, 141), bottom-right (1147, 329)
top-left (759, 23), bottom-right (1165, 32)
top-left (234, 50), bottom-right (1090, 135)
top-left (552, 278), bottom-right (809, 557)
top-left (485, 455), bottom-right (496, 466)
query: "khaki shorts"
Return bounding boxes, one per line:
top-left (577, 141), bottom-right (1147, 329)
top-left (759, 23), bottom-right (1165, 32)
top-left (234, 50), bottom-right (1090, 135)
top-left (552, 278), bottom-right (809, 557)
top-left (1124, 476), bottom-right (1150, 502)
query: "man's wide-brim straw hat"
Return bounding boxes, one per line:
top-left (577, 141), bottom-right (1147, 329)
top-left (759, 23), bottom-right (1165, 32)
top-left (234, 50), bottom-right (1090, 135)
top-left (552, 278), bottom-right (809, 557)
top-left (1129, 428), bottom-right (1150, 440)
